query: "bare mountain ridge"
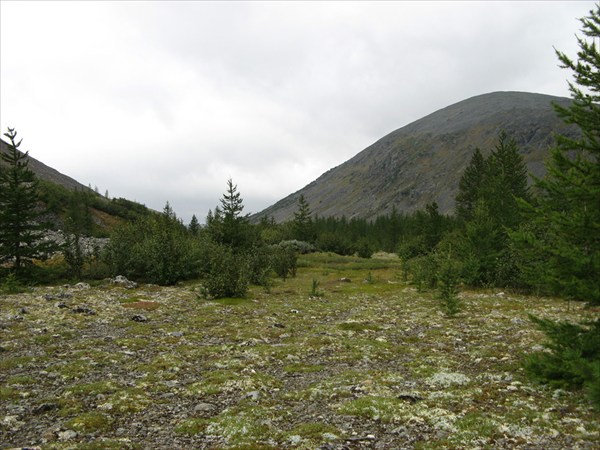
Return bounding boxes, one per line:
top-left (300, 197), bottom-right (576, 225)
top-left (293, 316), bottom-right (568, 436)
top-left (0, 137), bottom-right (90, 192)
top-left (253, 91), bottom-right (578, 222)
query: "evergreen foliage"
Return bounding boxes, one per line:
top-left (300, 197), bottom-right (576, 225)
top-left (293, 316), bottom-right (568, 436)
top-left (270, 243), bottom-right (298, 280)
top-left (188, 214), bottom-right (200, 236)
top-left (524, 316), bottom-right (600, 409)
top-left (437, 250), bottom-right (461, 317)
top-left (104, 203), bottom-right (202, 285)
top-left (0, 128), bottom-right (54, 275)
top-left (453, 132), bottom-right (530, 287)
top-left (455, 148), bottom-right (486, 222)
top-left (516, 5), bottom-right (600, 410)
top-left (292, 194), bottom-right (314, 242)
top-left (511, 5), bottom-right (600, 304)
top-left (201, 242), bottom-right (249, 299)
top-left (62, 190), bottom-right (94, 279)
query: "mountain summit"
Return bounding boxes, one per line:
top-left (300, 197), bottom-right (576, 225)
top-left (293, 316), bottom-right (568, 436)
top-left (254, 91), bottom-right (577, 222)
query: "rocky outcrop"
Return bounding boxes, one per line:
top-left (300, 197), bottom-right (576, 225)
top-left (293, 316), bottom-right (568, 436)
top-left (39, 230), bottom-right (109, 256)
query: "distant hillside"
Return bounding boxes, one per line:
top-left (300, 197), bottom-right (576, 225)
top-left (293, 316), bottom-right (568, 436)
top-left (1, 137), bottom-right (151, 234)
top-left (0, 138), bottom-right (91, 192)
top-left (253, 91), bottom-right (579, 222)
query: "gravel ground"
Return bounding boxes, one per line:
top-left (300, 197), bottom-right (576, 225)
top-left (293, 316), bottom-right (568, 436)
top-left (1, 256), bottom-right (598, 449)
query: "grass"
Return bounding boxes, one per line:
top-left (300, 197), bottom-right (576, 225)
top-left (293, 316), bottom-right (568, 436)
top-left (0, 252), bottom-right (598, 449)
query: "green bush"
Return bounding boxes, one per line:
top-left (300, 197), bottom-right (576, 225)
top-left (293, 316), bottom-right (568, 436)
top-left (409, 253), bottom-right (439, 291)
top-left (437, 254), bottom-right (461, 317)
top-left (103, 210), bottom-right (202, 285)
top-left (0, 272), bottom-right (29, 294)
top-left (524, 316), bottom-right (600, 409)
top-left (356, 239), bottom-right (374, 259)
top-left (247, 244), bottom-right (272, 287)
top-left (277, 240), bottom-right (316, 254)
top-left (270, 244), bottom-right (298, 280)
top-left (201, 244), bottom-right (249, 298)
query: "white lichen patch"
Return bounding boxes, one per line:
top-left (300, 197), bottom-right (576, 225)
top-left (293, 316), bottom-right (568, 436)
top-left (426, 371), bottom-right (471, 388)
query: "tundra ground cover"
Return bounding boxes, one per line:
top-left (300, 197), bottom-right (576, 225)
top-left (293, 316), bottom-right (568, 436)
top-left (1, 253), bottom-right (598, 449)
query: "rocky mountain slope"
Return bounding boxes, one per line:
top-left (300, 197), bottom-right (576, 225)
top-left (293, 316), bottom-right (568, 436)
top-left (253, 91), bottom-right (578, 222)
top-left (0, 138), bottom-right (91, 192)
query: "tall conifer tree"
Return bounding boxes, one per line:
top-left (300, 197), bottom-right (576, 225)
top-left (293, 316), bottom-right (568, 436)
top-left (0, 128), bottom-right (52, 274)
top-left (455, 148), bottom-right (486, 222)
top-left (513, 5), bottom-right (600, 303)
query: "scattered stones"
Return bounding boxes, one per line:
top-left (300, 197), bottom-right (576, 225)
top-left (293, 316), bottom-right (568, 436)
top-left (43, 292), bottom-right (72, 301)
top-left (347, 435), bottom-right (376, 442)
top-left (397, 393), bottom-right (424, 403)
top-left (57, 430), bottom-right (78, 441)
top-left (194, 402), bottom-right (216, 413)
top-left (32, 403), bottom-right (58, 414)
top-left (244, 390), bottom-right (261, 400)
top-left (71, 306), bottom-right (96, 315)
top-left (111, 275), bottom-right (138, 289)
top-left (73, 282), bottom-right (90, 290)
top-left (131, 314), bottom-right (148, 322)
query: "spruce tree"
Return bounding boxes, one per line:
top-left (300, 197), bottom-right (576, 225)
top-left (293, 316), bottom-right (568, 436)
top-left (217, 178), bottom-right (252, 249)
top-left (0, 128), bottom-right (52, 274)
top-left (453, 132), bottom-right (530, 286)
top-left (514, 5), bottom-right (600, 410)
top-left (484, 131), bottom-right (531, 230)
top-left (513, 5), bottom-right (600, 303)
top-left (455, 147), bottom-right (486, 222)
top-left (292, 194), bottom-right (314, 242)
top-left (188, 214), bottom-right (200, 235)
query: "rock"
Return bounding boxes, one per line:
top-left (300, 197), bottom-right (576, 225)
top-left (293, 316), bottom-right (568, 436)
top-left (72, 306), bottom-right (96, 315)
top-left (131, 314), bottom-right (148, 322)
top-left (244, 390), bottom-right (261, 400)
top-left (397, 393), bottom-right (424, 403)
top-left (32, 402), bottom-right (59, 414)
top-left (272, 323), bottom-right (285, 329)
top-left (58, 429), bottom-right (78, 441)
top-left (168, 331), bottom-right (184, 337)
top-left (55, 302), bottom-right (69, 309)
top-left (112, 275), bottom-right (138, 289)
top-left (194, 402), bottom-right (216, 413)
top-left (73, 282), bottom-right (90, 290)
top-left (339, 277), bottom-right (352, 282)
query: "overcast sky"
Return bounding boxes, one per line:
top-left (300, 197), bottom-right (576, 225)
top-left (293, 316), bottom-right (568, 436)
top-left (0, 1), bottom-right (594, 223)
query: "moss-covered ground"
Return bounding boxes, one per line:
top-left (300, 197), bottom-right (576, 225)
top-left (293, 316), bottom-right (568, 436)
top-left (1, 253), bottom-right (598, 449)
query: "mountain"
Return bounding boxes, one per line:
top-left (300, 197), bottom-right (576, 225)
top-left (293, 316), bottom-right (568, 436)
top-left (253, 91), bottom-right (578, 222)
top-left (0, 137), bottom-right (91, 192)
top-left (1, 137), bottom-right (151, 234)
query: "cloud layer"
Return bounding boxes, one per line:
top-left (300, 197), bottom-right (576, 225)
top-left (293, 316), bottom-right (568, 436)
top-left (0, 1), bottom-right (593, 222)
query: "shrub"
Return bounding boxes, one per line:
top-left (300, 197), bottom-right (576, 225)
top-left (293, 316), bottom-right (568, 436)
top-left (247, 244), bottom-right (272, 287)
top-left (524, 316), bottom-right (600, 409)
top-left (437, 254), bottom-right (461, 317)
top-left (201, 245), bottom-right (249, 298)
top-left (103, 210), bottom-right (203, 285)
top-left (277, 240), bottom-right (316, 254)
top-left (270, 244), bottom-right (298, 280)
top-left (409, 253), bottom-right (439, 291)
